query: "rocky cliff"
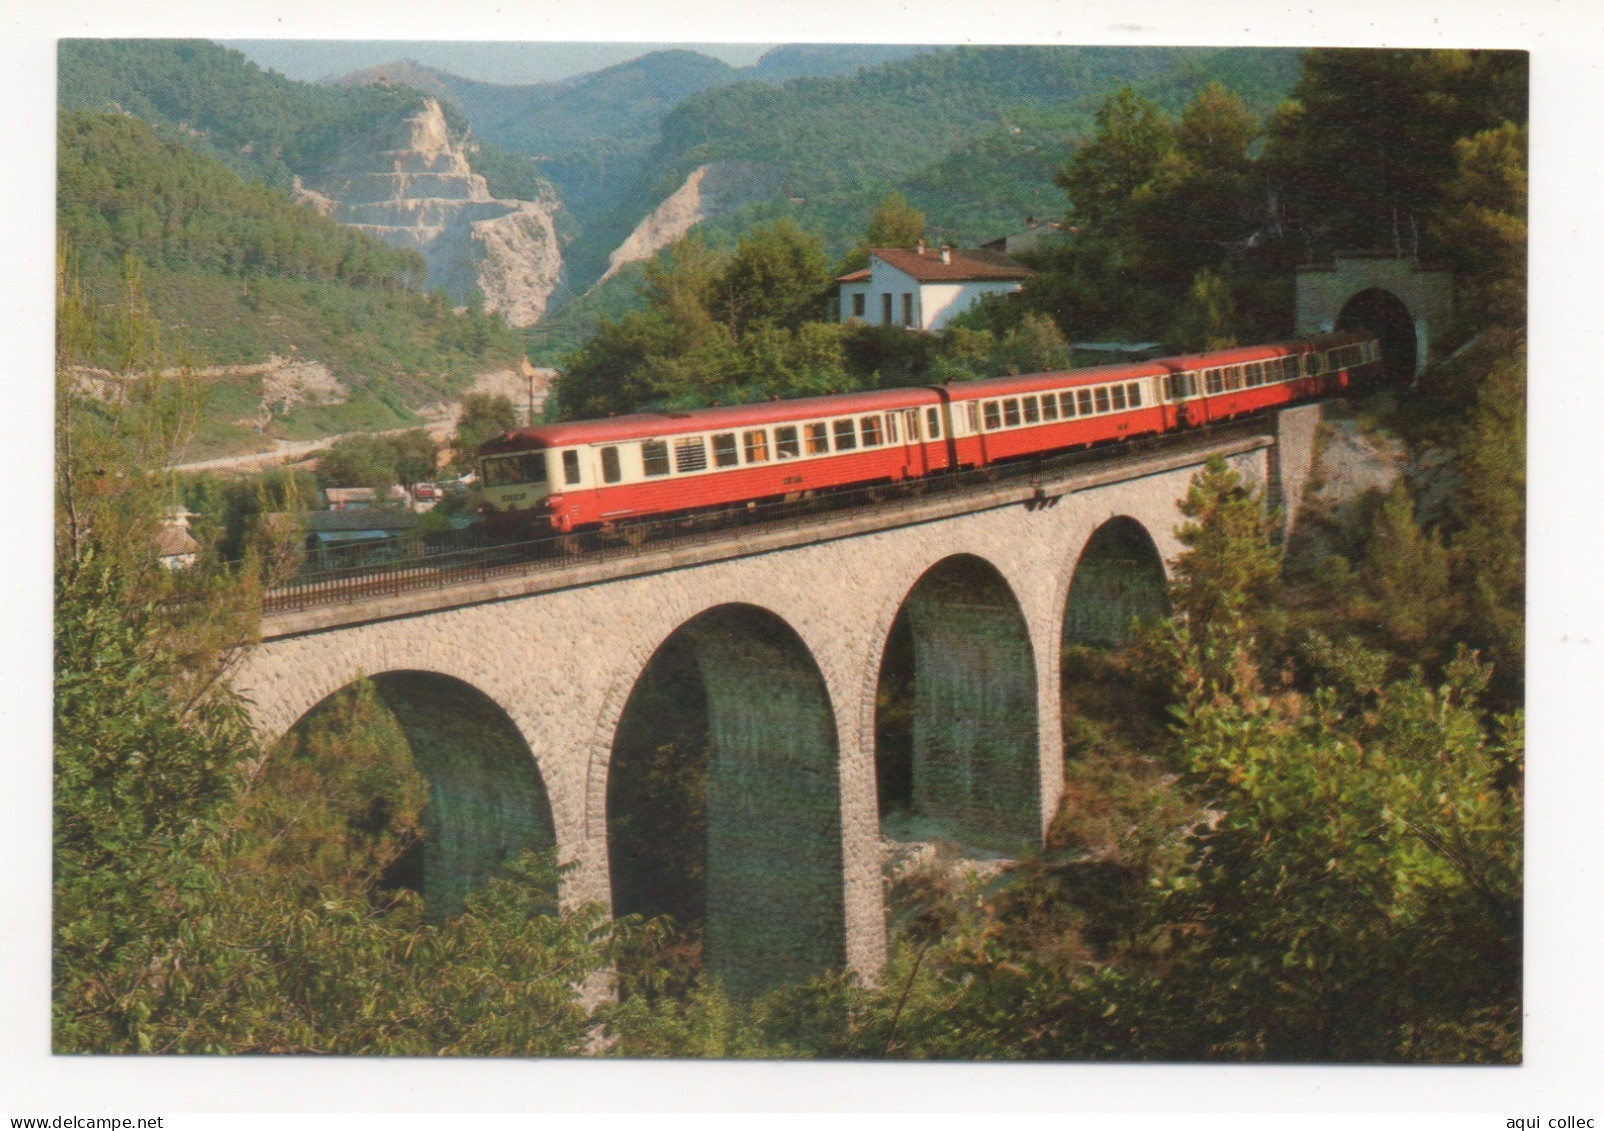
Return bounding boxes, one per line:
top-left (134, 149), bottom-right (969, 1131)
top-left (599, 161), bottom-right (784, 285)
top-left (294, 100), bottom-right (562, 328)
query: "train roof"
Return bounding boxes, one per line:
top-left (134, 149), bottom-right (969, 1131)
top-left (483, 386), bottom-right (944, 450)
top-left (1161, 332), bottom-right (1372, 371)
top-left (936, 359), bottom-right (1170, 402)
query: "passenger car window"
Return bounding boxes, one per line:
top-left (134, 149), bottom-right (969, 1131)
top-left (712, 433), bottom-right (739, 467)
top-left (642, 441), bottom-right (670, 477)
top-left (774, 425), bottom-right (800, 459)
top-left (833, 419), bottom-right (857, 451)
top-left (563, 449), bottom-right (582, 484)
top-left (983, 401), bottom-right (1002, 430)
top-left (860, 416), bottom-right (882, 447)
top-left (1003, 399), bottom-right (1021, 427)
top-left (743, 430), bottom-right (770, 463)
top-left (1094, 387), bottom-right (1111, 413)
top-left (601, 446), bottom-right (621, 484)
top-left (674, 436), bottom-right (708, 473)
top-left (805, 423), bottom-right (829, 455)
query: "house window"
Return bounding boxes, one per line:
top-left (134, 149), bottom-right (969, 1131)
top-left (852, 293), bottom-right (865, 318)
top-left (805, 423), bottom-right (830, 455)
top-left (833, 418), bottom-right (858, 450)
top-left (601, 446), bottom-right (622, 484)
top-left (562, 449), bottom-right (582, 485)
top-left (743, 430), bottom-right (770, 463)
top-left (902, 293), bottom-right (913, 327)
top-left (882, 293), bottom-right (893, 324)
top-left (712, 433), bottom-right (739, 467)
top-left (775, 425), bottom-right (800, 460)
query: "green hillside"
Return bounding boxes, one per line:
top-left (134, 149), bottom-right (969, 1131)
top-left (59, 111), bottom-right (525, 458)
top-left (556, 46), bottom-right (1301, 292)
top-left (58, 39), bottom-right (432, 190)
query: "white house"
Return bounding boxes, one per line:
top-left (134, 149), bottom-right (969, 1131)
top-left (836, 242), bottom-right (1031, 333)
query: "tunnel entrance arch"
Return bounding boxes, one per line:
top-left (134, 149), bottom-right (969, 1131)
top-left (875, 554), bottom-right (1040, 849)
top-left (1337, 287), bottom-right (1417, 385)
top-left (1063, 517), bottom-right (1168, 648)
top-left (285, 671), bottom-right (557, 918)
top-left (1294, 252), bottom-right (1452, 378)
top-left (606, 603), bottom-right (845, 996)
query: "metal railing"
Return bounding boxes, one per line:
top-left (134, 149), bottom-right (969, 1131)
top-left (262, 419), bottom-right (1268, 616)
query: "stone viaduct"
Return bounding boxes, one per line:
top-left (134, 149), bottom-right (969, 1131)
top-left (231, 408), bottom-right (1320, 994)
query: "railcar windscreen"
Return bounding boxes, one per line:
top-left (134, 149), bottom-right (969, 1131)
top-left (482, 452), bottom-right (547, 487)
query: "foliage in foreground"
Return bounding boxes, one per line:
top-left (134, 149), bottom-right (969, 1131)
top-left (599, 456), bottom-right (1522, 1063)
top-left (54, 264), bottom-right (610, 1055)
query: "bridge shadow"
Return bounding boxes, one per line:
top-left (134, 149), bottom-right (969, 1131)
top-left (875, 555), bottom-right (1040, 852)
top-left (281, 671), bottom-right (557, 918)
top-left (607, 604), bottom-right (845, 997)
top-left (1063, 517), bottom-right (1169, 649)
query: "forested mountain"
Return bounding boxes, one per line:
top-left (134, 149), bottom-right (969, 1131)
top-left (58, 110), bottom-right (524, 457)
top-left (58, 40), bottom-right (434, 191)
top-left (552, 45), bottom-right (1300, 300)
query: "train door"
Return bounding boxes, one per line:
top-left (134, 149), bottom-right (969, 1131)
top-left (1162, 368), bottom-right (1195, 429)
top-left (893, 407), bottom-right (926, 478)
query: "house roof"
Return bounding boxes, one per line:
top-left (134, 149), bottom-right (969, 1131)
top-left (852, 246), bottom-right (1032, 284)
top-left (154, 527), bottom-right (199, 557)
top-left (836, 267), bottom-right (872, 284)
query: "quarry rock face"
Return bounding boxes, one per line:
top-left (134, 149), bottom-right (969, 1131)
top-left (295, 100), bottom-right (562, 328)
top-left (600, 160), bottom-right (785, 284)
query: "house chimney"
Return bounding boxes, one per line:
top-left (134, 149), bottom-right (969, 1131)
top-left (940, 245), bottom-right (952, 264)
top-left (915, 238), bottom-right (926, 256)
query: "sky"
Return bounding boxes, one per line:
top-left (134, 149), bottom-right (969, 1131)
top-left (222, 40), bottom-right (777, 86)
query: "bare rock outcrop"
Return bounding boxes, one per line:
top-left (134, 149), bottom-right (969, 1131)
top-left (599, 160), bottom-right (784, 284)
top-left (294, 100), bottom-right (562, 328)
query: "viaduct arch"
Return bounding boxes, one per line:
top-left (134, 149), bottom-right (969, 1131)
top-left (234, 424), bottom-right (1309, 990)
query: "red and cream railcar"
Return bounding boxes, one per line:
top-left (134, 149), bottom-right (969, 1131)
top-left (1159, 332), bottom-right (1383, 428)
top-left (478, 331), bottom-right (1383, 537)
top-left (478, 386), bottom-right (950, 534)
top-left (936, 360), bottom-right (1173, 468)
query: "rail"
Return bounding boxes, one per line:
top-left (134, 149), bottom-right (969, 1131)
top-left (262, 418), bottom-right (1268, 616)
